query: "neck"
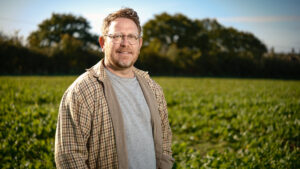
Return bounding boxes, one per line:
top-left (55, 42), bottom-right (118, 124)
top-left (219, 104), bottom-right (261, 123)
top-left (104, 63), bottom-right (135, 78)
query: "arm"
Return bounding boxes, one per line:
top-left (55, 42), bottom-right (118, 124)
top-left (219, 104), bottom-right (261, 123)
top-left (158, 88), bottom-right (175, 169)
top-left (55, 88), bottom-right (92, 169)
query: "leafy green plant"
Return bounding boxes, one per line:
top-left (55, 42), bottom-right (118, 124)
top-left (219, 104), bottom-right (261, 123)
top-left (0, 77), bottom-right (299, 168)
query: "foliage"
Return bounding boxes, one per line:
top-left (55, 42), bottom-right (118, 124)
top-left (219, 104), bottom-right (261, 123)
top-left (142, 12), bottom-right (267, 61)
top-left (0, 77), bottom-right (299, 168)
top-left (27, 13), bottom-right (98, 50)
top-left (0, 77), bottom-right (73, 168)
top-left (157, 78), bottom-right (300, 168)
top-left (1, 13), bottom-right (102, 75)
top-left (1, 11), bottom-right (300, 77)
top-left (0, 32), bottom-right (102, 75)
top-left (140, 12), bottom-right (299, 77)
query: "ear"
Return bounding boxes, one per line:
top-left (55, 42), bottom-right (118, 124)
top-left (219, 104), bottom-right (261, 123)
top-left (99, 36), bottom-right (105, 51)
top-left (138, 37), bottom-right (143, 49)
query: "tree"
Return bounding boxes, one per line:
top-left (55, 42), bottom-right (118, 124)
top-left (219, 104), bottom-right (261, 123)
top-left (28, 13), bottom-right (98, 50)
top-left (141, 12), bottom-right (269, 76)
top-left (143, 13), bottom-right (196, 49)
top-left (213, 27), bottom-right (267, 60)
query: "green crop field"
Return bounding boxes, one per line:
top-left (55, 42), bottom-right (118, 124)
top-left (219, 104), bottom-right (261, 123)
top-left (0, 76), bottom-right (299, 168)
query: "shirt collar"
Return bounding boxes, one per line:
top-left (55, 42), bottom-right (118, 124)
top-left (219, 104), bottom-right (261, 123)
top-left (87, 58), bottom-right (150, 82)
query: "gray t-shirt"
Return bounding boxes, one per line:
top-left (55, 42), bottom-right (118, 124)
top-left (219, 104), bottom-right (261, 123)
top-left (105, 68), bottom-right (156, 169)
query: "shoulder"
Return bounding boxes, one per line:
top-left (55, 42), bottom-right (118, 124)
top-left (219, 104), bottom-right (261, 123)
top-left (134, 67), bottom-right (164, 96)
top-left (67, 72), bottom-right (95, 93)
top-left (66, 60), bottom-right (105, 96)
top-left (63, 71), bottom-right (102, 106)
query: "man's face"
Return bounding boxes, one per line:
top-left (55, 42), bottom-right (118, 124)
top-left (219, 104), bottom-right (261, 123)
top-left (101, 18), bottom-right (142, 70)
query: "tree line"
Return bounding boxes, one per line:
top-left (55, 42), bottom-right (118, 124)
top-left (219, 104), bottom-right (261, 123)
top-left (1, 12), bottom-right (299, 78)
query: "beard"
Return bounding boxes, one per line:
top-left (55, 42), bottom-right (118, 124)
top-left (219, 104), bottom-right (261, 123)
top-left (104, 48), bottom-right (139, 70)
top-left (116, 60), bottom-right (133, 68)
top-left (115, 55), bottom-right (137, 68)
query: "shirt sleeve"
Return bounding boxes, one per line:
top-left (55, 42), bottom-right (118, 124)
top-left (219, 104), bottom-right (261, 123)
top-left (55, 87), bottom-right (92, 169)
top-left (158, 87), bottom-right (175, 169)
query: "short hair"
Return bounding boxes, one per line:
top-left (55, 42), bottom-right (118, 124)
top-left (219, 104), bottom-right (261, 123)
top-left (101, 8), bottom-right (141, 36)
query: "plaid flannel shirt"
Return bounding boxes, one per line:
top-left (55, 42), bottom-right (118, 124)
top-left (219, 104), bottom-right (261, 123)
top-left (55, 59), bottom-right (174, 169)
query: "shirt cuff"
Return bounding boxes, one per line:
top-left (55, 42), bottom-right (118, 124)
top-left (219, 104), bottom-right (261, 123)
top-left (160, 154), bottom-right (175, 169)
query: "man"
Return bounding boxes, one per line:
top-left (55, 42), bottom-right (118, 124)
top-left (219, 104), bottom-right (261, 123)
top-left (55, 8), bottom-right (174, 169)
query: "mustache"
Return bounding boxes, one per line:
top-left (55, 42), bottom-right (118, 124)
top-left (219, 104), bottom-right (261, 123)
top-left (116, 48), bottom-right (132, 53)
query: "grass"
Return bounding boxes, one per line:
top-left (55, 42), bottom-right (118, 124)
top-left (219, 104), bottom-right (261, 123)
top-left (0, 76), bottom-right (299, 168)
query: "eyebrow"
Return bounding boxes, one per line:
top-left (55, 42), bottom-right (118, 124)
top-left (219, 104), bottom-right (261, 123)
top-left (108, 32), bottom-right (139, 35)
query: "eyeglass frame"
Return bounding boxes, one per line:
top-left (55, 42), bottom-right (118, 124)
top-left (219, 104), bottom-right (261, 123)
top-left (104, 33), bottom-right (141, 45)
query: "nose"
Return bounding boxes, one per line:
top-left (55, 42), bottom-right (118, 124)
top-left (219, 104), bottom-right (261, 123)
top-left (120, 36), bottom-right (129, 46)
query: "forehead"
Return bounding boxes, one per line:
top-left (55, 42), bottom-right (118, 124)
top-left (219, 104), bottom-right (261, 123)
top-left (107, 18), bottom-right (139, 34)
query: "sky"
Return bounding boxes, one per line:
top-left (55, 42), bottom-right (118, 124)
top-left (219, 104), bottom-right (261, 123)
top-left (0, 0), bottom-right (299, 53)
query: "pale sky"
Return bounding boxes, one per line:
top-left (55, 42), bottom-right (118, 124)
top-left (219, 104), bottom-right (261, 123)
top-left (0, 0), bottom-right (299, 53)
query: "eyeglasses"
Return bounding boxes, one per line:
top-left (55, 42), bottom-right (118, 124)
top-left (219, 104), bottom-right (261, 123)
top-left (104, 34), bottom-right (140, 45)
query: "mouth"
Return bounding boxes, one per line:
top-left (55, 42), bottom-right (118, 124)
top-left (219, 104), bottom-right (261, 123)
top-left (117, 50), bottom-right (132, 54)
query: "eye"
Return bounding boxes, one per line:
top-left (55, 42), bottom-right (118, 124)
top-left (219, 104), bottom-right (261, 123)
top-left (127, 34), bottom-right (137, 40)
top-left (113, 34), bottom-right (122, 39)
